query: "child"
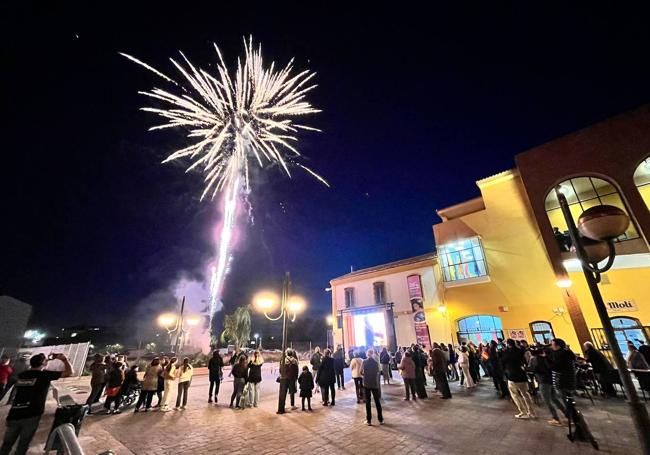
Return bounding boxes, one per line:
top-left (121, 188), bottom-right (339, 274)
top-left (298, 365), bottom-right (314, 411)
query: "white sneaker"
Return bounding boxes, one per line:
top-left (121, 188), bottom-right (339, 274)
top-left (515, 413), bottom-right (529, 419)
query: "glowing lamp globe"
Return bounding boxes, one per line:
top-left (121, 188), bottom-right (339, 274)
top-left (157, 313), bottom-right (177, 328)
top-left (577, 205), bottom-right (630, 241)
top-left (287, 297), bottom-right (306, 313)
top-left (254, 291), bottom-right (279, 311)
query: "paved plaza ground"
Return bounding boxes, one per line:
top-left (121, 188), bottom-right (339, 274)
top-left (1, 363), bottom-right (647, 454)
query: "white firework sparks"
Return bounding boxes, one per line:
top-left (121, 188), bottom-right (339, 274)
top-left (123, 37), bottom-right (325, 338)
top-left (120, 36), bottom-right (327, 201)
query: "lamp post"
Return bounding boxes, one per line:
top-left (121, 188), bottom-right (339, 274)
top-left (253, 333), bottom-right (260, 349)
top-left (555, 186), bottom-right (650, 453)
top-left (253, 272), bottom-right (306, 414)
top-left (157, 296), bottom-right (202, 355)
top-left (326, 315), bottom-right (334, 348)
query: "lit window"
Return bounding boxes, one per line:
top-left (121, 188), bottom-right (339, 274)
top-left (344, 287), bottom-right (355, 308)
top-left (456, 315), bottom-right (503, 344)
top-left (373, 282), bottom-right (386, 304)
top-left (529, 321), bottom-right (554, 344)
top-left (438, 237), bottom-right (488, 282)
top-left (634, 157), bottom-right (650, 211)
top-left (545, 176), bottom-right (639, 243)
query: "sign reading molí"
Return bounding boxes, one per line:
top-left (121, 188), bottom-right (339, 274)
top-left (606, 300), bottom-right (637, 312)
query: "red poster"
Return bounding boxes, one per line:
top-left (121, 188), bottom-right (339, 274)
top-left (407, 274), bottom-right (423, 301)
top-left (414, 323), bottom-right (431, 350)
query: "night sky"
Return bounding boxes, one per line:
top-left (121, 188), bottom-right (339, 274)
top-left (3, 3), bottom-right (650, 337)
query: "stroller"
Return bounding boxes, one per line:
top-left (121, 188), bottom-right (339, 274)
top-left (120, 383), bottom-right (141, 409)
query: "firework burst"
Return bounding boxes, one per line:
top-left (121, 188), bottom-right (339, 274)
top-left (123, 37), bottom-right (325, 342)
top-left (121, 36), bottom-right (327, 200)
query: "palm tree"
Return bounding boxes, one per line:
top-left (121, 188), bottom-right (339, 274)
top-left (220, 305), bottom-right (252, 348)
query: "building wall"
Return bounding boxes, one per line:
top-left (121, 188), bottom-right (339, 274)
top-left (435, 172), bottom-right (582, 348)
top-left (0, 295), bottom-right (32, 355)
top-left (331, 259), bottom-right (444, 349)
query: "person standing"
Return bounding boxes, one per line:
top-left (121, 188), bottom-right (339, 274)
top-left (627, 341), bottom-right (650, 370)
top-left (549, 338), bottom-right (576, 418)
top-left (457, 346), bottom-right (475, 388)
top-left (379, 347), bottom-right (391, 385)
top-left (230, 355), bottom-right (248, 409)
top-left (583, 342), bottom-right (616, 397)
top-left (411, 345), bottom-right (429, 398)
top-left (430, 345), bottom-right (452, 399)
top-left (175, 358), bottom-right (193, 410)
top-left (394, 347), bottom-right (404, 368)
top-left (361, 349), bottom-right (383, 426)
top-left (103, 361), bottom-right (125, 414)
top-left (135, 357), bottom-right (162, 412)
top-left (316, 348), bottom-right (336, 406)
top-left (0, 356), bottom-right (13, 402)
top-left (447, 344), bottom-right (459, 381)
top-left (285, 349), bottom-right (300, 410)
top-left (333, 345), bottom-right (346, 390)
top-left (489, 341), bottom-right (508, 398)
top-left (502, 339), bottom-right (536, 419)
top-left (310, 347), bottom-right (322, 395)
top-left (208, 351), bottom-right (223, 404)
top-left (160, 357), bottom-right (177, 412)
top-left (85, 354), bottom-right (108, 414)
top-left (298, 365), bottom-right (314, 411)
top-left (398, 351), bottom-right (417, 401)
top-left (529, 348), bottom-right (562, 426)
top-left (247, 350), bottom-right (263, 408)
top-left (0, 354), bottom-right (72, 455)
top-left (154, 356), bottom-right (169, 408)
top-left (350, 352), bottom-right (364, 403)
top-left (229, 347), bottom-right (243, 377)
top-left (638, 341), bottom-right (650, 367)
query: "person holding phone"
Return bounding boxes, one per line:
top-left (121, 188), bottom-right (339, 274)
top-left (0, 354), bottom-right (72, 455)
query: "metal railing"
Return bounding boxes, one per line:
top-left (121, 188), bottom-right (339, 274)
top-left (44, 423), bottom-right (85, 455)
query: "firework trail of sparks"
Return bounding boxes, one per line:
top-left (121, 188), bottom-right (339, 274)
top-left (122, 37), bottom-right (326, 338)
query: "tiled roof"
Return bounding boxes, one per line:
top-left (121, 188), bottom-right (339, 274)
top-left (330, 252), bottom-right (436, 282)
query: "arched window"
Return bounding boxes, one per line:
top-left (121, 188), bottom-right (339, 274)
top-left (611, 317), bottom-right (648, 356)
top-left (634, 157), bottom-right (650, 210)
top-left (529, 321), bottom-right (554, 344)
top-left (545, 176), bottom-right (639, 248)
top-left (456, 315), bottom-right (503, 345)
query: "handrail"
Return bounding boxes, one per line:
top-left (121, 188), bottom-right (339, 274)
top-left (44, 423), bottom-right (85, 455)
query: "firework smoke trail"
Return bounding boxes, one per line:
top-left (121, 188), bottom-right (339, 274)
top-left (207, 176), bottom-right (240, 329)
top-left (122, 37), bottom-right (326, 339)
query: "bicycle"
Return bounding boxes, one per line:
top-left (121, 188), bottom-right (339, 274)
top-left (565, 394), bottom-right (599, 450)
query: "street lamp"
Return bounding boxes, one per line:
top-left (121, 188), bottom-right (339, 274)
top-left (554, 187), bottom-right (650, 452)
top-left (157, 296), bottom-right (203, 355)
top-left (253, 272), bottom-right (306, 414)
top-left (253, 333), bottom-right (260, 349)
top-left (325, 315), bottom-right (334, 349)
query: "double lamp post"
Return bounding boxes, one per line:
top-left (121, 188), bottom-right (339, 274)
top-left (554, 186), bottom-right (650, 453)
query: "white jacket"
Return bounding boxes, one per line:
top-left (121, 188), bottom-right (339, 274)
top-left (350, 358), bottom-right (363, 378)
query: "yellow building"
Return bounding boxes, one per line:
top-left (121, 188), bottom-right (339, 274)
top-left (331, 106), bottom-right (650, 356)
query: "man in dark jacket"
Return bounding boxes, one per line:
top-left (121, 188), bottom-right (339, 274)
top-left (638, 341), bottom-right (650, 367)
top-left (501, 339), bottom-right (536, 419)
top-left (315, 349), bottom-right (336, 406)
top-left (208, 351), bottom-right (223, 403)
top-left (310, 347), bottom-right (322, 395)
top-left (583, 342), bottom-right (617, 397)
top-left (489, 340), bottom-right (508, 398)
top-left (412, 345), bottom-right (428, 399)
top-left (332, 346), bottom-right (346, 390)
top-left (549, 338), bottom-right (576, 417)
top-left (430, 346), bottom-right (452, 399)
top-left (360, 349), bottom-right (383, 426)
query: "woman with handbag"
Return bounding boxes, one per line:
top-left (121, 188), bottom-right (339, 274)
top-left (103, 361), bottom-right (125, 414)
top-left (230, 355), bottom-right (248, 409)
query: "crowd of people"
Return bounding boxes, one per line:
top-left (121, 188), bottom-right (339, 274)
top-left (2, 336), bottom-right (648, 453)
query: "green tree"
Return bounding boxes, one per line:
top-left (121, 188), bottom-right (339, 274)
top-left (220, 305), bottom-right (251, 348)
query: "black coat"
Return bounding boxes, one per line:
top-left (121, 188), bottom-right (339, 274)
top-left (501, 347), bottom-right (528, 383)
top-left (585, 347), bottom-right (613, 374)
top-left (298, 371), bottom-right (314, 397)
top-left (333, 349), bottom-right (346, 373)
top-left (208, 356), bottom-right (223, 381)
top-left (247, 362), bottom-right (262, 384)
top-left (316, 356), bottom-right (336, 386)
